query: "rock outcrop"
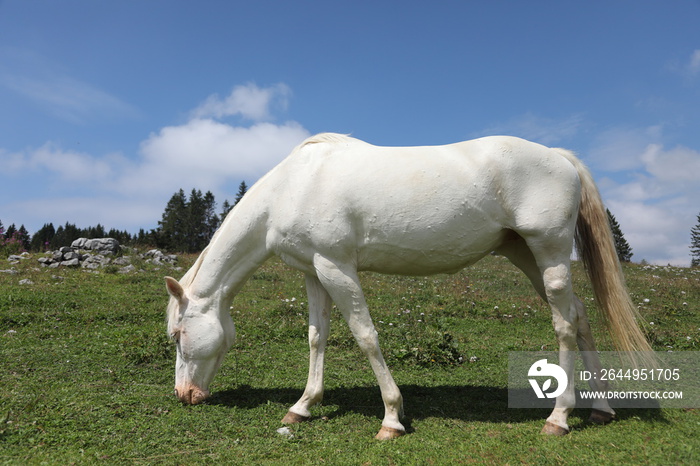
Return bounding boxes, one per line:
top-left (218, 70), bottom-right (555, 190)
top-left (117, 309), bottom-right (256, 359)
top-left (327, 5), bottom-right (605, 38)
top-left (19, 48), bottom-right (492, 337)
top-left (71, 237), bottom-right (120, 254)
top-left (34, 238), bottom-right (178, 273)
top-left (143, 249), bottom-right (178, 266)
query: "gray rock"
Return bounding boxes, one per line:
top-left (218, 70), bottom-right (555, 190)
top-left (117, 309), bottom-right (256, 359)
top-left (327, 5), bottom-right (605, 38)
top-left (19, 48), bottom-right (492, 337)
top-left (60, 258), bottom-right (80, 267)
top-left (118, 264), bottom-right (137, 274)
top-left (88, 238), bottom-right (120, 254)
top-left (63, 251), bottom-right (80, 261)
top-left (112, 256), bottom-right (131, 266)
top-left (81, 254), bottom-right (111, 267)
top-left (72, 238), bottom-right (120, 255)
top-left (19, 279), bottom-right (34, 285)
top-left (7, 255), bottom-right (24, 262)
top-left (71, 238), bottom-right (88, 249)
top-left (143, 249), bottom-right (177, 265)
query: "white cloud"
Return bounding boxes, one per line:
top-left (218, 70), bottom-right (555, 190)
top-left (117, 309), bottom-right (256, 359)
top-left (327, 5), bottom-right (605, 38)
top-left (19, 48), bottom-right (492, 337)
top-left (592, 133), bottom-right (700, 266)
top-left (606, 199), bottom-right (695, 267)
top-left (667, 49), bottom-right (700, 81)
top-left (640, 143), bottom-right (700, 183)
top-left (1, 83), bottom-right (310, 233)
top-left (587, 126), bottom-right (663, 172)
top-left (125, 118), bottom-right (309, 195)
top-left (191, 83), bottom-right (291, 121)
top-left (2, 143), bottom-right (129, 186)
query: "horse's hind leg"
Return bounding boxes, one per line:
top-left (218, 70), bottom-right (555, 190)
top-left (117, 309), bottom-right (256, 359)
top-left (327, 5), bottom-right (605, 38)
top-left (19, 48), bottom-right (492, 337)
top-left (283, 274), bottom-right (332, 424)
top-left (499, 237), bottom-right (617, 430)
top-left (496, 235), bottom-right (578, 435)
top-left (312, 254), bottom-right (405, 440)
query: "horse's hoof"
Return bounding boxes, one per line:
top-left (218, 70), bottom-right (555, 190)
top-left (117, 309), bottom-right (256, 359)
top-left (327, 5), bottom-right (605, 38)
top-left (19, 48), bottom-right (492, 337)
top-left (541, 421), bottom-right (570, 436)
top-left (589, 409), bottom-right (616, 425)
top-left (281, 411), bottom-right (310, 424)
top-left (375, 426), bottom-right (405, 440)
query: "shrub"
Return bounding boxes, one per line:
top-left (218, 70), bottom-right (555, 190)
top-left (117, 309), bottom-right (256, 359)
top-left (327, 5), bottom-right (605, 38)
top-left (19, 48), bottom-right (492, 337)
top-left (0, 227), bottom-right (26, 258)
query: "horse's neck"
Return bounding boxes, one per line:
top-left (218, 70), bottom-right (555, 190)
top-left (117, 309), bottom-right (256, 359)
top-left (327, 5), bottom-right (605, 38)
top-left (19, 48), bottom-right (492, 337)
top-left (188, 198), bottom-right (271, 302)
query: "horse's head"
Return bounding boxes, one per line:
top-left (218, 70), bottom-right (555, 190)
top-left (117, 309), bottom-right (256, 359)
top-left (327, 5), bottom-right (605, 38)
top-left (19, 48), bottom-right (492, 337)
top-left (165, 276), bottom-right (236, 404)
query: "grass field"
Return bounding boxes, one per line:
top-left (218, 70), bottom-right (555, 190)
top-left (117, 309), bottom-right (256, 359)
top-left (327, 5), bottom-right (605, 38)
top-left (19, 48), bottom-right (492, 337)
top-left (1, 252), bottom-right (698, 464)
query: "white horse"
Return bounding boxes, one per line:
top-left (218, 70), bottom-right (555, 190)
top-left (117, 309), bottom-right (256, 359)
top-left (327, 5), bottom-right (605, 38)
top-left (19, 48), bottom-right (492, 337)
top-left (165, 133), bottom-right (652, 439)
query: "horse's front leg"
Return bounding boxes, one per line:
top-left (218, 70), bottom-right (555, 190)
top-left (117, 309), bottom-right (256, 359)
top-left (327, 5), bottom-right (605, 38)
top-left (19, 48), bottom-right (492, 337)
top-left (313, 254), bottom-right (405, 440)
top-left (282, 275), bottom-right (332, 424)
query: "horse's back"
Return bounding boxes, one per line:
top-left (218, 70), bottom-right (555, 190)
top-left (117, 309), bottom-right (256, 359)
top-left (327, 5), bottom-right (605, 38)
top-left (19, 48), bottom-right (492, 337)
top-left (268, 134), bottom-right (581, 274)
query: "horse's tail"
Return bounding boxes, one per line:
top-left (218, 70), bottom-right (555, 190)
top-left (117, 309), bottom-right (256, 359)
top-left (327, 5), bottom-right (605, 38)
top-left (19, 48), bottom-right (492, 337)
top-left (556, 149), bottom-right (654, 361)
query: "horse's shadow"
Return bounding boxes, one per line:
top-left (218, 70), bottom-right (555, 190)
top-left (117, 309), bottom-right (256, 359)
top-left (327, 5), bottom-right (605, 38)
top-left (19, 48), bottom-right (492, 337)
top-left (206, 384), bottom-right (667, 432)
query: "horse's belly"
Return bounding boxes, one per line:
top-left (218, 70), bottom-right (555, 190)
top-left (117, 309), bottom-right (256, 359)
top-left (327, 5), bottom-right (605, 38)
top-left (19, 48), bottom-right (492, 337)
top-left (355, 219), bottom-right (507, 275)
top-left (357, 245), bottom-right (494, 275)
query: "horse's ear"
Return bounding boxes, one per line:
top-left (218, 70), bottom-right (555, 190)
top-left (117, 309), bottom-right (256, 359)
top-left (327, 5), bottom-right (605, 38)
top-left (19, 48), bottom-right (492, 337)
top-left (165, 276), bottom-right (186, 303)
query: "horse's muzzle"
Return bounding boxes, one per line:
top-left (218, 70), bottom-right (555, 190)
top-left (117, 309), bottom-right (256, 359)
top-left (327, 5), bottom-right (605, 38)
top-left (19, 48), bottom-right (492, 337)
top-left (174, 386), bottom-right (210, 405)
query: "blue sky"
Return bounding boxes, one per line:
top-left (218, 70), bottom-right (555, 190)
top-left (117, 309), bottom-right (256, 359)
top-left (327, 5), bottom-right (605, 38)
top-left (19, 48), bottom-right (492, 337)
top-left (1, 0), bottom-right (699, 265)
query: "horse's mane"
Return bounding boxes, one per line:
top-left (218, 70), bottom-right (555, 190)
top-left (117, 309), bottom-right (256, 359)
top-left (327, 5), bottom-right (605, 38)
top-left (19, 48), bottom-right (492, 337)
top-left (180, 248), bottom-right (208, 287)
top-left (294, 133), bottom-right (357, 151)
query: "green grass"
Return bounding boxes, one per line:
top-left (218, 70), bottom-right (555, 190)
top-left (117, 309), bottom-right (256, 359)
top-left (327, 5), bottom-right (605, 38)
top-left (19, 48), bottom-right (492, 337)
top-left (1, 254), bottom-right (698, 464)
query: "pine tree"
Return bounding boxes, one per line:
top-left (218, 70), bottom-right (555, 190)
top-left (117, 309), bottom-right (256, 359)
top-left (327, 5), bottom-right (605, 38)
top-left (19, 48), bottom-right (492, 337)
top-left (203, 190), bottom-right (220, 241)
top-left (690, 212), bottom-right (700, 267)
top-left (158, 189), bottom-right (188, 251)
top-left (5, 224), bottom-right (16, 239)
top-left (31, 223), bottom-right (56, 251)
top-left (234, 181), bottom-right (248, 206)
top-left (85, 224), bottom-right (106, 238)
top-left (157, 188), bottom-right (221, 252)
top-left (606, 209), bottom-right (633, 262)
top-left (135, 228), bottom-right (149, 246)
top-left (106, 228), bottom-right (132, 245)
top-left (16, 225), bottom-right (31, 251)
top-left (0, 222), bottom-right (26, 256)
top-left (51, 222), bottom-right (81, 248)
top-left (220, 199), bottom-right (233, 221)
top-left (185, 189), bottom-right (206, 252)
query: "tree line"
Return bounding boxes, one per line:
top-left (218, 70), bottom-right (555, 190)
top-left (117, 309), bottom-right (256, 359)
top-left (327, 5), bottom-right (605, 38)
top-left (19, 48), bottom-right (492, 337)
top-left (1, 181), bottom-right (248, 256)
